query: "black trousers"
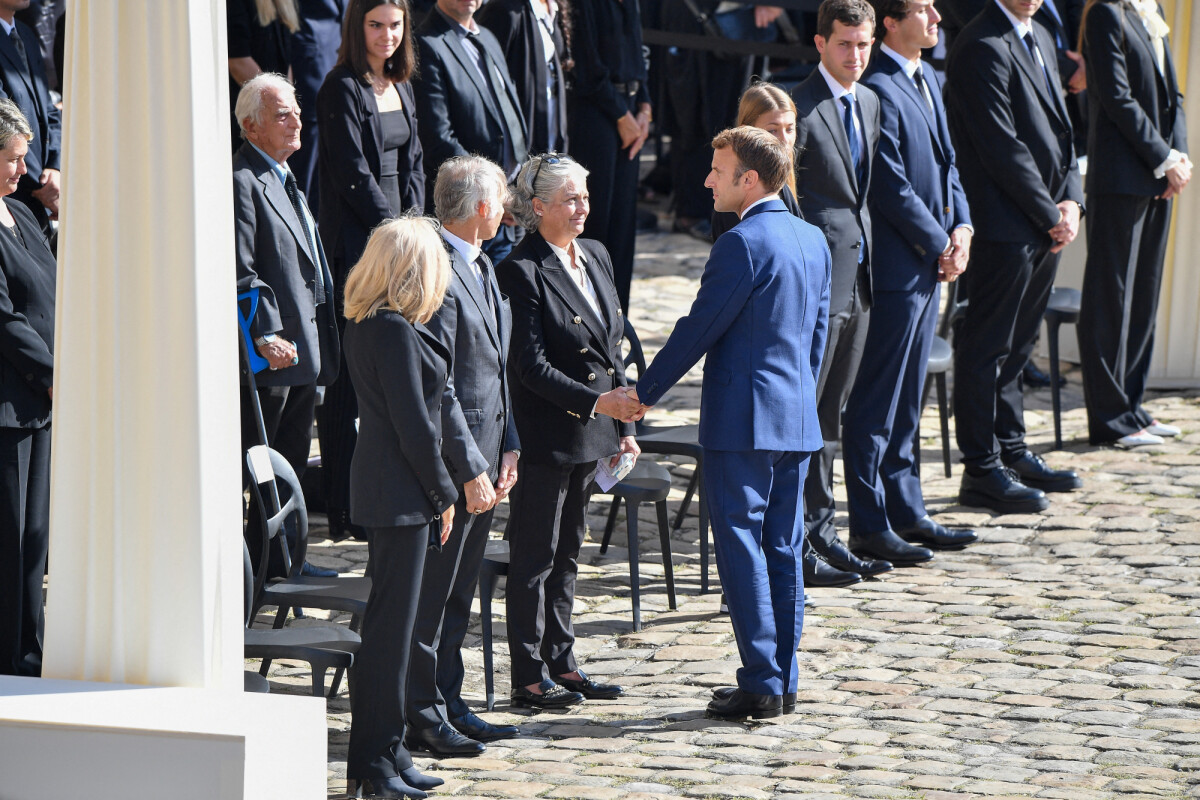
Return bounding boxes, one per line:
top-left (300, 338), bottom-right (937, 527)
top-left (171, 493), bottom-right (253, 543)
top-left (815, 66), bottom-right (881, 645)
top-left (407, 496), bottom-right (495, 729)
top-left (953, 238), bottom-right (1059, 471)
top-left (348, 525), bottom-right (428, 779)
top-left (1078, 193), bottom-right (1171, 444)
top-left (505, 460), bottom-right (596, 688)
top-left (803, 287), bottom-right (869, 548)
top-left (0, 425), bottom-right (50, 677)
top-left (240, 381), bottom-right (317, 575)
top-left (315, 359), bottom-right (357, 519)
top-left (569, 96), bottom-right (640, 312)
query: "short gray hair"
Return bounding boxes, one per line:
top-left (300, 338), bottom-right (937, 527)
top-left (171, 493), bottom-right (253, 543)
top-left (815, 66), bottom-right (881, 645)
top-left (507, 153), bottom-right (589, 231)
top-left (234, 72), bottom-right (296, 139)
top-left (0, 98), bottom-right (32, 151)
top-left (434, 156), bottom-right (508, 224)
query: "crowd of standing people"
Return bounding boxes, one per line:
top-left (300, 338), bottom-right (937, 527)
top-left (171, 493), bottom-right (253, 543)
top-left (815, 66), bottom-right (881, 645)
top-left (0, 0), bottom-right (1188, 798)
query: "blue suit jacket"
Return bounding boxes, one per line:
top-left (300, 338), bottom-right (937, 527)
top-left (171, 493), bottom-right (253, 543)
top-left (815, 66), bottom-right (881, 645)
top-left (637, 199), bottom-right (831, 453)
top-left (862, 55), bottom-right (971, 293)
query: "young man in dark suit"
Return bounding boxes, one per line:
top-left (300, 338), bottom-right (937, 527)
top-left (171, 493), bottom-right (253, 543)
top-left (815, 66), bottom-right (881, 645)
top-left (233, 73), bottom-right (340, 576)
top-left (944, 0), bottom-right (1084, 514)
top-left (842, 0), bottom-right (978, 563)
top-left (412, 0), bottom-right (528, 262)
top-left (632, 126), bottom-right (831, 721)
top-left (1076, 0), bottom-right (1189, 447)
top-left (405, 156), bottom-right (521, 756)
top-left (790, 0), bottom-right (905, 577)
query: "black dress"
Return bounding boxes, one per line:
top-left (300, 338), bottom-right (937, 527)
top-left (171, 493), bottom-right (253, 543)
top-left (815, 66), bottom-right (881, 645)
top-left (378, 106), bottom-right (412, 214)
top-left (227, 0), bottom-right (291, 152)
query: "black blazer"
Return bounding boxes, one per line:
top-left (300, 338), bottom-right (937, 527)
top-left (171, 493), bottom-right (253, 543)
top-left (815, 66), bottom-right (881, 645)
top-left (939, 0), bottom-right (1083, 84)
top-left (945, 1), bottom-right (1084, 243)
top-left (1082, 0), bottom-right (1187, 197)
top-left (710, 183), bottom-right (802, 243)
top-left (0, 199), bottom-right (54, 429)
top-left (497, 232), bottom-right (633, 467)
top-left (477, 0), bottom-right (569, 155)
top-left (0, 20), bottom-right (60, 196)
top-left (413, 8), bottom-right (528, 202)
top-left (233, 143), bottom-right (341, 387)
top-left (791, 70), bottom-right (880, 311)
top-left (425, 243), bottom-right (520, 486)
top-left (344, 310), bottom-right (459, 527)
top-left (316, 66), bottom-right (425, 270)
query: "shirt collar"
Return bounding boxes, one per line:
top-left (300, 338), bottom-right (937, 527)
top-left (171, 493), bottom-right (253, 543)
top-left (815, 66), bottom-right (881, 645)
top-left (547, 238), bottom-right (587, 269)
top-left (529, 0), bottom-right (557, 23)
top-left (994, 0), bottom-right (1034, 37)
top-left (880, 43), bottom-right (921, 79)
top-left (818, 62), bottom-right (856, 101)
top-left (0, 17), bottom-right (15, 37)
top-left (441, 227), bottom-right (482, 265)
top-left (740, 194), bottom-right (780, 219)
top-left (250, 142), bottom-right (289, 184)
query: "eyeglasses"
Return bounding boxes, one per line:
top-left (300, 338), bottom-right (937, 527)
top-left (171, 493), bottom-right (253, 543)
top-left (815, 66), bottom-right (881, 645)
top-left (532, 153), bottom-right (562, 193)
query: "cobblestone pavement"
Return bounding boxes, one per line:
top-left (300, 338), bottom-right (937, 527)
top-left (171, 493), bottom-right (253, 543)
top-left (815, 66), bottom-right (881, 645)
top-left (263, 226), bottom-right (1200, 799)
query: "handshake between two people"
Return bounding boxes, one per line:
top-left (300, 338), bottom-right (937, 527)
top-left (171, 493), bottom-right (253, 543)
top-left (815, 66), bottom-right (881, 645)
top-left (595, 386), bottom-right (652, 424)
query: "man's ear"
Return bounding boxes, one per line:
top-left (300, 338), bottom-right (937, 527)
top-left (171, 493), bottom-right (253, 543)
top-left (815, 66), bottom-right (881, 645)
top-left (742, 169), bottom-right (759, 188)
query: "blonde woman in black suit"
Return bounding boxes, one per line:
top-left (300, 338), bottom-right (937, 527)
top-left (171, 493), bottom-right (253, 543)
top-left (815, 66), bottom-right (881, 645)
top-left (342, 217), bottom-right (455, 799)
top-left (0, 99), bottom-right (56, 678)
top-left (497, 153), bottom-right (642, 710)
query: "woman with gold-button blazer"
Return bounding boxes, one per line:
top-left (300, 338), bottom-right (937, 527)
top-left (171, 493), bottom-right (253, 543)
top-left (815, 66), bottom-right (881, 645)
top-left (496, 153), bottom-right (641, 710)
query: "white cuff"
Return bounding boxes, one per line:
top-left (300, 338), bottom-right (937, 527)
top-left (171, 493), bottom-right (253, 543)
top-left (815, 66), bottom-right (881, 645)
top-left (1154, 149), bottom-right (1183, 179)
top-left (590, 398), bottom-right (598, 420)
top-left (955, 223), bottom-right (974, 235)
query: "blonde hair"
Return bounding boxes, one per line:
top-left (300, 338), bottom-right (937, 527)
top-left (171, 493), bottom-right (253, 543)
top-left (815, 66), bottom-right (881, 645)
top-left (736, 82), bottom-right (798, 195)
top-left (344, 216), bottom-right (450, 324)
top-left (255, 0), bottom-right (300, 33)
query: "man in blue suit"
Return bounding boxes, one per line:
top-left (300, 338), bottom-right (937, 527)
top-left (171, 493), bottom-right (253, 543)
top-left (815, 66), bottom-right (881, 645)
top-left (842, 0), bottom-right (979, 558)
top-left (632, 126), bottom-right (831, 720)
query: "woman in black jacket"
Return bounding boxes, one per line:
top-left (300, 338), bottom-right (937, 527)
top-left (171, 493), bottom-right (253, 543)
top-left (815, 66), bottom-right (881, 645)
top-left (343, 217), bottom-right (454, 799)
top-left (316, 0), bottom-right (425, 539)
top-left (0, 100), bottom-right (56, 677)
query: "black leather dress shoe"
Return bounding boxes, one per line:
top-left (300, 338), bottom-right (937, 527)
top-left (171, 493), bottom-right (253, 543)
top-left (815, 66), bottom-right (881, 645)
top-left (511, 679), bottom-right (584, 709)
top-left (706, 687), bottom-right (783, 720)
top-left (451, 711), bottom-right (519, 742)
top-left (848, 530), bottom-right (934, 565)
top-left (802, 541), bottom-right (861, 587)
top-left (713, 686), bottom-right (796, 711)
top-left (556, 669), bottom-right (623, 699)
top-left (812, 536), bottom-right (893, 577)
top-left (300, 561), bottom-right (338, 577)
top-left (896, 516), bottom-right (978, 549)
top-left (1022, 361), bottom-right (1066, 389)
top-left (354, 777), bottom-right (427, 799)
top-left (960, 467), bottom-right (1049, 513)
top-left (405, 722), bottom-right (485, 756)
top-left (1003, 452), bottom-right (1082, 492)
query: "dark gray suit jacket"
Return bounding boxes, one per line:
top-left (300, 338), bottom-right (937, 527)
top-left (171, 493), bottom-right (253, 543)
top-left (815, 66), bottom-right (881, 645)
top-left (425, 242), bottom-right (520, 486)
top-left (233, 142), bottom-right (340, 387)
top-left (0, 198), bottom-right (54, 429)
top-left (791, 70), bottom-right (880, 313)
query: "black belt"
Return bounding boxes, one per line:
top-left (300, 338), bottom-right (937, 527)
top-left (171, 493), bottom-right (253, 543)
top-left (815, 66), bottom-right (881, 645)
top-left (612, 80), bottom-right (640, 97)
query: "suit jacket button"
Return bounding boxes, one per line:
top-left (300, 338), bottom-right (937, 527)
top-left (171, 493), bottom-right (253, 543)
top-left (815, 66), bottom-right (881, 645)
top-left (587, 372), bottom-right (596, 381)
top-left (579, 347), bottom-right (588, 354)
top-left (606, 368), bottom-right (615, 376)
top-left (944, 206), bottom-right (951, 215)
top-left (617, 308), bottom-right (622, 316)
top-left (573, 316), bottom-right (582, 324)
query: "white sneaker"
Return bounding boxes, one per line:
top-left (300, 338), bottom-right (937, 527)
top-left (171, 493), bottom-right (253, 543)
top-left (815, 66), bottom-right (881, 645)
top-left (1117, 430), bottom-right (1165, 447)
top-left (1146, 420), bottom-right (1181, 437)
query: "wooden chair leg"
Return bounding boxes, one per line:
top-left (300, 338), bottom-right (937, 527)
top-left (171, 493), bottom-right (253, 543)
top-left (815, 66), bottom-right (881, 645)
top-left (673, 471), bottom-right (699, 530)
top-left (937, 373), bottom-right (951, 478)
top-left (1048, 319), bottom-right (1064, 450)
top-left (600, 497), bottom-right (620, 554)
top-left (655, 500), bottom-right (676, 610)
top-left (478, 566), bottom-right (497, 712)
top-left (626, 501), bottom-right (641, 632)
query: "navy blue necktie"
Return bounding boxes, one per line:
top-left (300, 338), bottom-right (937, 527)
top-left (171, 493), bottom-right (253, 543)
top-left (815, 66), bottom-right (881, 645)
top-left (1022, 31), bottom-right (1057, 99)
top-left (840, 95), bottom-right (867, 263)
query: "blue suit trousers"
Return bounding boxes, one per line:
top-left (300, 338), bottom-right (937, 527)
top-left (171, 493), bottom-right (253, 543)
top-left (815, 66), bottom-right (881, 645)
top-left (704, 449), bottom-right (808, 695)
